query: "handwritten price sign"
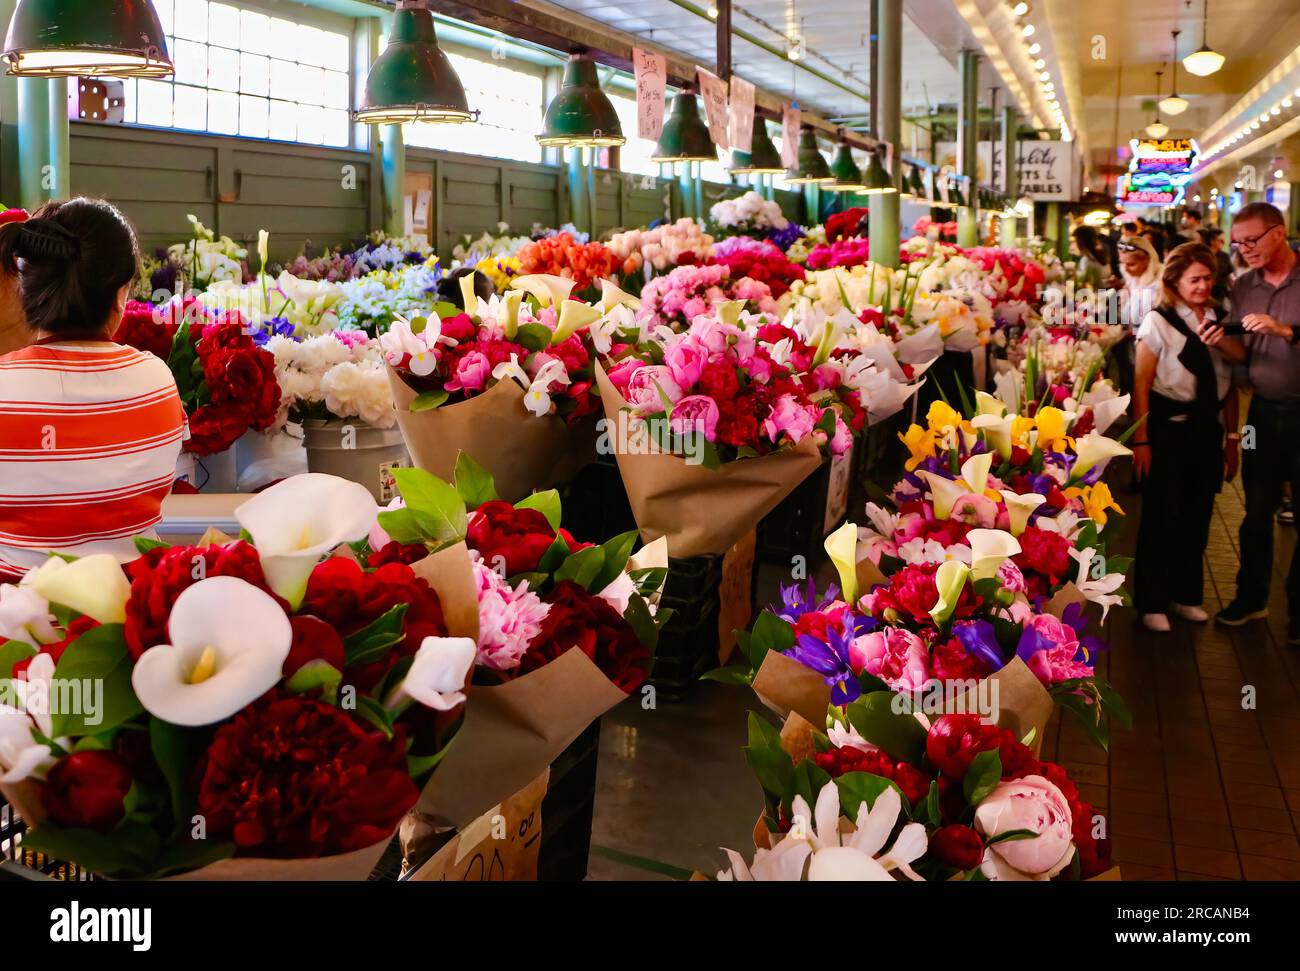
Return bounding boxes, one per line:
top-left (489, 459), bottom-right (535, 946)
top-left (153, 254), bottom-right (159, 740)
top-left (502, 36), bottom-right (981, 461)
top-left (633, 48), bottom-right (666, 141)
top-left (697, 67), bottom-right (730, 150)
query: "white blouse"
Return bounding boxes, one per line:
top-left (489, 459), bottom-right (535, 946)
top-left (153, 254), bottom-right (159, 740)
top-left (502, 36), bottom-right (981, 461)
top-left (1136, 304), bottom-right (1232, 404)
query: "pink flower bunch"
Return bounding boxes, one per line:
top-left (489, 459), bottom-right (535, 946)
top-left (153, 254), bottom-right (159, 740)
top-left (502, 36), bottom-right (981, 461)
top-left (637, 263), bottom-right (776, 328)
top-left (607, 218), bottom-right (714, 274)
top-left (966, 247), bottom-right (1047, 301)
top-left (707, 237), bottom-right (805, 297)
top-left (805, 237), bottom-right (872, 270)
top-left (470, 554), bottom-right (552, 672)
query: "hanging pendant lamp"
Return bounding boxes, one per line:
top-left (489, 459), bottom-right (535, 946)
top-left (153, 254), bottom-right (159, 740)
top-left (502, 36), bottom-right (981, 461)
top-left (651, 88), bottom-right (718, 165)
top-left (355, 0), bottom-right (475, 125)
top-left (1159, 31), bottom-right (1189, 116)
top-left (784, 128), bottom-right (833, 184)
top-left (828, 143), bottom-right (867, 192)
top-left (730, 109), bottom-right (785, 174)
top-left (538, 52), bottom-right (625, 148)
top-left (862, 148), bottom-right (897, 194)
top-left (3, 0), bottom-right (173, 77)
top-left (1183, 0), bottom-right (1225, 77)
top-left (1145, 68), bottom-right (1170, 138)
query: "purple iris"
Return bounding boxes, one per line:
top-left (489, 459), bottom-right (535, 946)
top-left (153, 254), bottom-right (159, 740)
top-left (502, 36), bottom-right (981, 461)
top-left (250, 317), bottom-right (296, 346)
top-left (953, 619), bottom-right (1007, 672)
top-left (1060, 601), bottom-right (1106, 665)
top-left (1015, 625), bottom-right (1054, 664)
top-left (766, 222), bottom-right (805, 252)
top-left (776, 578), bottom-right (840, 624)
top-left (785, 627), bottom-right (861, 706)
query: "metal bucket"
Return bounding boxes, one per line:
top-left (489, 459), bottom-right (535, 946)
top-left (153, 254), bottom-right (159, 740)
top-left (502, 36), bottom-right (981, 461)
top-left (301, 419), bottom-right (409, 503)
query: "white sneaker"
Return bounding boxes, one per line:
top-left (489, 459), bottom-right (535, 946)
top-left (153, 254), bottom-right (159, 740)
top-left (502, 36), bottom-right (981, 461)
top-left (1142, 613), bottom-right (1172, 632)
top-left (1172, 603), bottom-right (1209, 622)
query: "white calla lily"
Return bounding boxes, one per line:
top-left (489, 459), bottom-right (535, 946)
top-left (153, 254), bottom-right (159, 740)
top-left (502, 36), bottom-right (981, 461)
top-left (1088, 393), bottom-right (1130, 436)
top-left (971, 413), bottom-right (1015, 460)
top-left (966, 528), bottom-right (1022, 580)
top-left (392, 636), bottom-right (475, 712)
top-left (1071, 433), bottom-right (1132, 480)
top-left (509, 273), bottom-right (576, 308)
top-left (918, 471), bottom-right (969, 520)
top-left (599, 278), bottom-right (641, 313)
top-left (930, 560), bottom-right (971, 625)
top-left (999, 491), bottom-right (1047, 536)
top-left (26, 554), bottom-right (130, 624)
top-left (131, 577), bottom-right (291, 727)
top-left (960, 452), bottom-right (993, 494)
top-left (235, 473), bottom-right (378, 607)
top-left (975, 390), bottom-right (1006, 416)
top-left (715, 299), bottom-right (746, 327)
top-left (552, 300), bottom-right (602, 344)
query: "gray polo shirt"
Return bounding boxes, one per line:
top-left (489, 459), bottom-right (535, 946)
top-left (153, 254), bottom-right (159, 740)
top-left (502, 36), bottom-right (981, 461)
top-left (1233, 261), bottom-right (1300, 401)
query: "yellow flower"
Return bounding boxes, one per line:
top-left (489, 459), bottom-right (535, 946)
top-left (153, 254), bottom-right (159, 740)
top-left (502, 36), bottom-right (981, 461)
top-left (926, 400), bottom-right (966, 434)
top-left (899, 424), bottom-right (938, 471)
top-left (1010, 415), bottom-right (1035, 448)
top-left (1063, 482), bottom-right (1124, 527)
top-left (1033, 406), bottom-right (1072, 452)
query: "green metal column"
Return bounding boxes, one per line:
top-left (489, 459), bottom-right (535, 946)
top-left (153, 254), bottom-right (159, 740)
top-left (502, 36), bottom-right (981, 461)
top-left (47, 80), bottom-right (69, 199)
top-left (16, 78), bottom-right (50, 210)
top-left (568, 150), bottom-right (588, 228)
top-left (956, 49), bottom-right (980, 247)
top-left (1000, 105), bottom-right (1018, 248)
top-left (381, 123), bottom-right (405, 236)
top-left (868, 0), bottom-right (901, 268)
top-left (586, 148), bottom-right (598, 238)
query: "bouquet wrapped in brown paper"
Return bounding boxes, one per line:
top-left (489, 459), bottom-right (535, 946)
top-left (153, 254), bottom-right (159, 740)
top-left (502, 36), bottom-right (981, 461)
top-left (361, 454), bottom-right (669, 836)
top-left (0, 473), bottom-right (474, 879)
top-left (709, 520), bottom-right (1129, 754)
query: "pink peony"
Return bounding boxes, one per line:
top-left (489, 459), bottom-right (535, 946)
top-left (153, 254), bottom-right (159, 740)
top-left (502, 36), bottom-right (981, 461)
top-left (762, 394), bottom-right (819, 445)
top-left (950, 492), bottom-right (1000, 527)
top-left (605, 357), bottom-right (641, 396)
top-left (830, 414), bottom-right (853, 457)
top-left (669, 394), bottom-right (720, 442)
top-left (975, 775), bottom-right (1075, 880)
top-left (626, 365), bottom-right (684, 412)
top-left (851, 627), bottom-right (930, 691)
top-left (1023, 613), bottom-right (1094, 685)
top-left (471, 555), bottom-right (551, 671)
top-left (663, 337), bottom-right (709, 389)
top-left (445, 350), bottom-right (492, 393)
top-left (997, 559), bottom-right (1028, 594)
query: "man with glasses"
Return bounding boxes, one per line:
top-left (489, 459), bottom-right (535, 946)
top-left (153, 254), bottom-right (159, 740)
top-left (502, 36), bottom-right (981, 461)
top-left (1200, 203), bottom-right (1300, 642)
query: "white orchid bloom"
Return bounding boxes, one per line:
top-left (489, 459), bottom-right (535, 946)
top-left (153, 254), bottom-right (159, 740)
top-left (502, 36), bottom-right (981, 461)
top-left (1068, 547), bottom-right (1126, 622)
top-left (0, 698), bottom-right (59, 783)
top-left (6, 651), bottom-right (57, 740)
top-left (25, 554), bottom-right (130, 625)
top-left (235, 473), bottom-right (378, 608)
top-left (1072, 433), bottom-right (1132, 480)
top-left (999, 490), bottom-right (1046, 536)
top-left (591, 304), bottom-right (638, 355)
top-left (392, 636), bottom-right (475, 712)
top-left (492, 352), bottom-right (530, 389)
top-left (531, 358), bottom-right (571, 392)
top-left (132, 577), bottom-right (292, 727)
top-left (519, 359), bottom-right (570, 417)
top-left (509, 273), bottom-right (576, 308)
top-left (0, 584), bottom-right (59, 646)
top-left (967, 529), bottom-right (1022, 581)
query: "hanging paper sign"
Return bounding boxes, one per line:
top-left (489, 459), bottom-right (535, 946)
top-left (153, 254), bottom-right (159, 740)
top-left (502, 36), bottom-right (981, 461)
top-left (633, 48), bottom-right (667, 141)
top-left (781, 104), bottom-right (801, 168)
top-left (727, 75), bottom-right (755, 151)
top-left (697, 66), bottom-right (730, 150)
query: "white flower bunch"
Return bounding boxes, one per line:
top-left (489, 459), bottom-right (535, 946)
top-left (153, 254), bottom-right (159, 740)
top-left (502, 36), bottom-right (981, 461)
top-left (708, 190), bottom-right (789, 232)
top-left (167, 214), bottom-right (247, 290)
top-left (451, 222), bottom-right (530, 263)
top-left (197, 271), bottom-right (346, 337)
top-left (266, 333), bottom-right (395, 428)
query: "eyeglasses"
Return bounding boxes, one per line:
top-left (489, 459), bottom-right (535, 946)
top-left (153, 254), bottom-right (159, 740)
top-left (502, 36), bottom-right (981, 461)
top-left (1117, 241), bottom-right (1141, 252)
top-left (1231, 225), bottom-right (1282, 251)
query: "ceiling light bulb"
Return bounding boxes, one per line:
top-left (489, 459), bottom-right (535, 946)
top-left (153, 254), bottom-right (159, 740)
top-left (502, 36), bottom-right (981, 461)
top-left (1182, 46), bottom-right (1224, 77)
top-left (1260, 112), bottom-right (1270, 122)
top-left (1160, 94), bottom-right (1189, 115)
top-left (1033, 58), bottom-right (1045, 69)
top-left (1022, 24), bottom-right (1035, 37)
top-left (1028, 42), bottom-right (1041, 54)
top-left (707, 3), bottom-right (718, 17)
top-left (1284, 99), bottom-right (1294, 108)
top-left (1012, 2), bottom-right (1030, 16)
top-left (1146, 120), bottom-right (1169, 138)
top-left (1272, 105), bottom-right (1282, 115)
top-left (1252, 121), bottom-right (1261, 129)
top-left (1276, 169), bottom-right (1286, 179)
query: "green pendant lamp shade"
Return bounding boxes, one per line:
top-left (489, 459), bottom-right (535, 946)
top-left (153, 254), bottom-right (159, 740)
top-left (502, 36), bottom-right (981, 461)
top-left (651, 89), bottom-right (717, 164)
top-left (3, 0), bottom-right (173, 77)
top-left (827, 143), bottom-right (866, 192)
top-left (538, 53), bottom-right (624, 148)
top-left (785, 128), bottom-right (833, 184)
top-left (862, 149), bottom-right (897, 194)
top-left (730, 110), bottom-right (784, 174)
top-left (355, 1), bottom-right (475, 125)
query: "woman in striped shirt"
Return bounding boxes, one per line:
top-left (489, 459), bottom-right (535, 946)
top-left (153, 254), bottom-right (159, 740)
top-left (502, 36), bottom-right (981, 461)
top-left (0, 198), bottom-right (185, 579)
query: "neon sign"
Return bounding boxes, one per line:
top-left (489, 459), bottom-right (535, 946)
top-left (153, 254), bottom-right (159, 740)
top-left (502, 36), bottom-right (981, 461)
top-left (1118, 138), bottom-right (1198, 207)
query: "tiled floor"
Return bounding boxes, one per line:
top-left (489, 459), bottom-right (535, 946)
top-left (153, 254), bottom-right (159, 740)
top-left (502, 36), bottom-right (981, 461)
top-left (589, 478), bottom-right (1300, 880)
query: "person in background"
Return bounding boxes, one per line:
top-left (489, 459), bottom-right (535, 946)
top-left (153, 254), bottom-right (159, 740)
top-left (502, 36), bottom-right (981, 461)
top-left (1071, 225), bottom-right (1113, 287)
top-left (1118, 235), bottom-right (1163, 327)
top-left (1132, 243), bottom-right (1237, 632)
top-left (1198, 227), bottom-right (1233, 304)
top-left (0, 198), bottom-right (185, 580)
top-left (1201, 202), bottom-right (1300, 644)
top-left (1180, 208), bottom-right (1204, 241)
top-left (1142, 227), bottom-right (1167, 261)
top-left (0, 208), bottom-right (29, 356)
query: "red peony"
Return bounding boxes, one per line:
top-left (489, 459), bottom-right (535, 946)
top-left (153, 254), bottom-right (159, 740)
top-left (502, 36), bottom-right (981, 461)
top-left (185, 403), bottom-right (254, 456)
top-left (114, 300), bottom-right (177, 361)
top-left (283, 615), bottom-right (346, 679)
top-left (41, 751), bottom-right (133, 833)
top-left (1014, 525), bottom-right (1073, 587)
top-left (366, 540), bottom-right (429, 568)
top-left (198, 323), bottom-right (280, 429)
top-left (439, 312), bottom-right (476, 342)
top-left (196, 695), bottom-right (418, 857)
top-left (698, 358), bottom-right (741, 400)
top-left (812, 745), bottom-right (930, 806)
top-left (124, 541), bottom-right (278, 659)
top-left (925, 713), bottom-right (1004, 778)
top-left (515, 579), bottom-right (649, 692)
top-left (466, 500), bottom-right (558, 576)
top-left (930, 823), bottom-right (985, 870)
top-left (931, 635), bottom-right (994, 683)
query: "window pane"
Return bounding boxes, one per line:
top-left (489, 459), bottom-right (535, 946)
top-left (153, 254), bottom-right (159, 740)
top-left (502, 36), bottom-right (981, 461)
top-left (321, 70), bottom-right (349, 110)
top-left (154, 0), bottom-right (175, 37)
top-left (322, 108), bottom-right (350, 148)
top-left (268, 99), bottom-right (297, 141)
top-left (239, 94), bottom-right (269, 138)
top-left (320, 31), bottom-right (350, 72)
top-left (297, 25), bottom-right (324, 66)
top-left (296, 102), bottom-right (323, 145)
top-left (173, 84), bottom-right (207, 130)
top-left (137, 79), bottom-right (174, 127)
top-left (239, 10), bottom-right (270, 56)
top-left (174, 0), bottom-right (208, 42)
top-left (238, 52), bottom-right (268, 96)
top-left (208, 2), bottom-right (241, 48)
top-left (270, 17), bottom-right (298, 53)
top-left (119, 78), bottom-right (139, 124)
top-left (295, 64), bottom-right (324, 103)
top-left (208, 45), bottom-right (239, 92)
top-left (208, 89), bottom-right (239, 134)
top-left (172, 38), bottom-right (207, 86)
top-left (269, 58), bottom-right (296, 95)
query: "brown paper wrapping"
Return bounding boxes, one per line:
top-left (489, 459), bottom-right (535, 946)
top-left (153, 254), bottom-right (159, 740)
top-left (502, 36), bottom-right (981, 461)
top-left (411, 541), bottom-right (481, 639)
top-left (388, 367), bottom-right (593, 503)
top-left (753, 650), bottom-right (832, 728)
top-left (416, 648), bottom-right (628, 829)
top-left (593, 363), bottom-right (823, 558)
top-left (717, 529), bottom-right (756, 665)
top-left (407, 769), bottom-right (548, 881)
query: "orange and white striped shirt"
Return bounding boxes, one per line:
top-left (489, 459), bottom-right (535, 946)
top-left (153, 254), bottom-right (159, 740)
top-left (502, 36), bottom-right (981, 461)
top-left (0, 338), bottom-right (185, 579)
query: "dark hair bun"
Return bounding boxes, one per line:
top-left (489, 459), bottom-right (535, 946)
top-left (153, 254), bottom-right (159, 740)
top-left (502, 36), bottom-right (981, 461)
top-left (16, 218), bottom-right (80, 262)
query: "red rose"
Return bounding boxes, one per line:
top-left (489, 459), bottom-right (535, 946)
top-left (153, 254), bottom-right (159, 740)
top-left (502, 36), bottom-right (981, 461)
top-left (114, 300), bottom-right (177, 361)
top-left (124, 541), bottom-right (279, 659)
top-left (515, 580), bottom-right (649, 692)
top-left (925, 713), bottom-right (1003, 778)
top-left (439, 312), bottom-right (476, 342)
top-left (196, 695), bottom-right (418, 857)
top-left (284, 615), bottom-right (346, 679)
top-left (466, 500), bottom-right (557, 575)
top-left (930, 823), bottom-right (985, 870)
top-left (42, 751), bottom-right (133, 833)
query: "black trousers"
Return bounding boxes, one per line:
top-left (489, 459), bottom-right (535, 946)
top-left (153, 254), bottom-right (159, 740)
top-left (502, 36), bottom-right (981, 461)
top-left (1234, 396), bottom-right (1300, 614)
top-left (1134, 402), bottom-right (1222, 613)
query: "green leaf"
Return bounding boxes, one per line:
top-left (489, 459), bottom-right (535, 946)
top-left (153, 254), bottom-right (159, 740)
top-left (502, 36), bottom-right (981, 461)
top-left (628, 566), bottom-right (667, 597)
top-left (391, 466), bottom-right (467, 542)
top-left (133, 536), bottom-right (171, 554)
top-left (454, 452), bottom-right (499, 507)
top-left (536, 533), bottom-right (573, 574)
top-left (791, 758), bottom-right (833, 810)
top-left (834, 771), bottom-right (903, 820)
top-left (507, 570), bottom-right (549, 590)
top-left (590, 530), bottom-right (639, 593)
top-left (844, 691), bottom-right (927, 765)
top-left (343, 603), bottom-right (409, 667)
top-left (516, 489), bottom-right (562, 529)
top-left (699, 664), bottom-right (754, 685)
top-left (430, 301), bottom-right (460, 320)
top-left (407, 745), bottom-right (450, 779)
top-left (50, 624), bottom-right (143, 737)
top-left (746, 710), bottom-right (782, 749)
top-left (149, 717), bottom-right (209, 838)
top-left (0, 638), bottom-right (36, 677)
top-left (353, 696), bottom-right (394, 738)
top-left (963, 749), bottom-right (1003, 806)
top-left (554, 545), bottom-right (606, 589)
top-left (376, 506), bottom-right (426, 545)
top-left (748, 610), bottom-right (796, 670)
top-left (285, 659), bottom-right (343, 699)
top-left (923, 781), bottom-right (942, 828)
top-left (514, 322), bottom-right (553, 352)
top-left (147, 837), bottom-right (237, 878)
top-left (623, 593), bottom-right (660, 653)
top-left (20, 822), bottom-right (162, 878)
top-left (985, 828), bottom-right (1039, 845)
top-left (410, 389), bottom-right (449, 413)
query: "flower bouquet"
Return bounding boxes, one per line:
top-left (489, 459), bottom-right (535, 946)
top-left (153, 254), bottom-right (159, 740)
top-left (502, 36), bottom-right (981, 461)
top-left (113, 299), bottom-right (281, 458)
top-left (165, 214), bottom-right (250, 292)
top-left (607, 218), bottom-right (715, 278)
top-left (359, 456), bottom-right (668, 831)
top-left (707, 191), bottom-right (788, 240)
top-left (638, 263), bottom-right (776, 328)
top-left (516, 232), bottom-right (618, 296)
top-left (0, 473), bottom-right (474, 879)
top-left (717, 706), bottom-right (1114, 881)
top-left (708, 237), bottom-right (806, 299)
top-left (380, 274), bottom-right (625, 501)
